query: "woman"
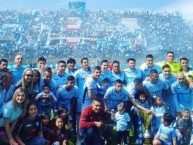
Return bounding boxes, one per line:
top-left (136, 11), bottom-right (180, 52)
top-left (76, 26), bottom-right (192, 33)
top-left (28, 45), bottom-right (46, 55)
top-left (15, 102), bottom-right (45, 145)
top-left (0, 87), bottom-right (26, 145)
top-left (32, 69), bottom-right (41, 97)
top-left (15, 68), bottom-right (34, 101)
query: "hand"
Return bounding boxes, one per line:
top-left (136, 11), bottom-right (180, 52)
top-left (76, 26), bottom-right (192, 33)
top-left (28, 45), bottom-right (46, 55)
top-left (145, 109), bottom-right (152, 115)
top-left (9, 138), bottom-right (18, 145)
top-left (94, 121), bottom-right (103, 127)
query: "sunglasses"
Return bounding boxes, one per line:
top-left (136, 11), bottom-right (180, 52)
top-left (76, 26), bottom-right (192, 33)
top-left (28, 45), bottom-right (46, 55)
top-left (178, 78), bottom-right (184, 80)
top-left (25, 74), bottom-right (33, 77)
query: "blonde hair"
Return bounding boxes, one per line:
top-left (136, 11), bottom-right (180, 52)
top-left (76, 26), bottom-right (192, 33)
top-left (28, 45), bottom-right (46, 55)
top-left (12, 87), bottom-right (26, 110)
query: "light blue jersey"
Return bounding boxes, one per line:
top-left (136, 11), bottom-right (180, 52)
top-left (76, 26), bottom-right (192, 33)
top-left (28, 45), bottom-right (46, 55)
top-left (0, 101), bottom-right (23, 126)
top-left (98, 70), bottom-right (112, 94)
top-left (74, 68), bottom-right (91, 112)
top-left (56, 85), bottom-right (78, 113)
top-left (82, 77), bottom-right (98, 110)
top-left (115, 112), bottom-right (130, 131)
top-left (124, 68), bottom-right (143, 86)
top-left (52, 72), bottom-right (69, 88)
top-left (109, 72), bottom-right (126, 87)
top-left (171, 81), bottom-right (193, 112)
top-left (151, 105), bottom-right (165, 131)
top-left (157, 124), bottom-right (176, 145)
top-left (9, 65), bottom-right (25, 85)
top-left (39, 78), bottom-right (57, 94)
top-left (65, 68), bottom-right (77, 76)
top-left (143, 80), bottom-right (166, 100)
top-left (104, 86), bottom-right (129, 110)
top-left (140, 63), bottom-right (161, 80)
top-left (159, 74), bottom-right (176, 107)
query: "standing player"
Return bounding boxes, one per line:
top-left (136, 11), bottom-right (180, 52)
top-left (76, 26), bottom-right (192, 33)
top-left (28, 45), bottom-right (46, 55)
top-left (124, 58), bottom-right (143, 86)
top-left (180, 57), bottom-right (193, 82)
top-left (9, 54), bottom-right (25, 85)
top-left (66, 58), bottom-right (77, 76)
top-left (158, 51), bottom-right (181, 75)
top-left (52, 60), bottom-right (69, 88)
top-left (139, 54), bottom-right (161, 80)
top-left (109, 60), bottom-right (126, 87)
top-left (159, 64), bottom-right (176, 116)
top-left (81, 66), bottom-right (101, 110)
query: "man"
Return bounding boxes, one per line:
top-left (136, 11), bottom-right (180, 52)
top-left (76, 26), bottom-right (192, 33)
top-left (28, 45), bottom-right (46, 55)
top-left (159, 64), bottom-right (176, 116)
top-left (171, 72), bottom-right (193, 115)
top-left (104, 79), bottom-right (129, 112)
top-left (9, 54), bottom-right (25, 85)
top-left (143, 69), bottom-right (166, 104)
top-left (109, 60), bottom-right (126, 87)
top-left (124, 58), bottom-right (143, 86)
top-left (82, 66), bottom-right (101, 110)
top-left (39, 67), bottom-right (57, 94)
top-left (66, 58), bottom-right (77, 76)
top-left (97, 60), bottom-right (111, 97)
top-left (56, 75), bottom-right (78, 116)
top-left (52, 60), bottom-right (69, 88)
top-left (180, 57), bottom-right (193, 82)
top-left (74, 58), bottom-right (92, 126)
top-left (158, 51), bottom-right (181, 74)
top-left (139, 54), bottom-right (161, 80)
top-left (0, 59), bottom-right (9, 73)
top-left (79, 98), bottom-right (112, 145)
top-left (36, 56), bottom-right (47, 75)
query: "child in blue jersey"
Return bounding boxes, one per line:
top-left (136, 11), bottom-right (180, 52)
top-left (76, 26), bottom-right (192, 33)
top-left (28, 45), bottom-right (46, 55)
top-left (175, 109), bottom-right (193, 145)
top-left (153, 113), bottom-right (176, 145)
top-left (151, 96), bottom-right (166, 136)
top-left (133, 90), bottom-right (150, 113)
top-left (115, 103), bottom-right (130, 145)
top-left (35, 84), bottom-right (57, 116)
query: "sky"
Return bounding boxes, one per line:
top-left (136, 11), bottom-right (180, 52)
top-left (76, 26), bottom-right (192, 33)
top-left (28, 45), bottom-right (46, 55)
top-left (1, 0), bottom-right (193, 20)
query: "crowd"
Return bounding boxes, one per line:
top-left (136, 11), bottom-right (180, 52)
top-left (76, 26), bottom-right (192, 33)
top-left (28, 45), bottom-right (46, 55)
top-left (0, 51), bottom-right (193, 145)
top-left (0, 10), bottom-right (193, 63)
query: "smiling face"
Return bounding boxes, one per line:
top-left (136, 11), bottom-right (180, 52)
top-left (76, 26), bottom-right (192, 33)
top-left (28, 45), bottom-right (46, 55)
top-left (15, 91), bottom-right (25, 104)
top-left (24, 70), bottom-right (33, 83)
top-left (55, 118), bottom-right (64, 130)
top-left (28, 104), bottom-right (37, 119)
top-left (14, 55), bottom-right (23, 67)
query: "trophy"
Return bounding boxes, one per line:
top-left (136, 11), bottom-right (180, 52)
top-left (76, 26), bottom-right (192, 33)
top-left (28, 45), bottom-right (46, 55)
top-left (142, 112), bottom-right (152, 145)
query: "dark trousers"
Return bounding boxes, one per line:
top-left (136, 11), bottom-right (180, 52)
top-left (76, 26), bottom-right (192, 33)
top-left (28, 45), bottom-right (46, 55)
top-left (117, 130), bottom-right (128, 144)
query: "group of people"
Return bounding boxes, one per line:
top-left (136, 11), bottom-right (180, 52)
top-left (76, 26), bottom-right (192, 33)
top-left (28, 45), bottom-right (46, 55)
top-left (0, 51), bottom-right (193, 145)
top-left (1, 9), bottom-right (193, 62)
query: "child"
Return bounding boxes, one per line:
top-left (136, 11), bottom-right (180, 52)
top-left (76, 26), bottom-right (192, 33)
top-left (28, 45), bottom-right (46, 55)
top-left (151, 96), bottom-right (166, 136)
top-left (153, 113), bottom-right (176, 145)
top-left (35, 84), bottom-right (57, 116)
top-left (176, 109), bottom-right (193, 145)
top-left (114, 103), bottom-right (130, 145)
top-left (47, 116), bottom-right (69, 145)
top-left (58, 107), bottom-right (72, 137)
top-left (40, 112), bottom-right (51, 144)
top-left (134, 90), bottom-right (150, 112)
top-left (131, 90), bottom-right (150, 144)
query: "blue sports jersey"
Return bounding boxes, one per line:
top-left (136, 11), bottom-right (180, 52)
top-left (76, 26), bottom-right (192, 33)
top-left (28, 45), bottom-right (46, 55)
top-left (74, 68), bottom-right (91, 112)
top-left (83, 77), bottom-right (98, 106)
top-left (109, 72), bottom-right (126, 87)
top-left (159, 73), bottom-right (176, 105)
top-left (56, 85), bottom-right (78, 113)
top-left (39, 78), bottom-right (57, 94)
top-left (143, 79), bottom-right (166, 100)
top-left (9, 65), bottom-right (25, 85)
top-left (140, 63), bottom-right (161, 80)
top-left (115, 112), bottom-right (130, 131)
top-left (124, 68), bottom-right (143, 86)
top-left (52, 72), bottom-right (69, 87)
top-left (157, 124), bottom-right (176, 145)
top-left (98, 70), bottom-right (112, 94)
top-left (171, 81), bottom-right (193, 112)
top-left (0, 101), bottom-right (23, 126)
top-left (104, 86), bottom-right (129, 110)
